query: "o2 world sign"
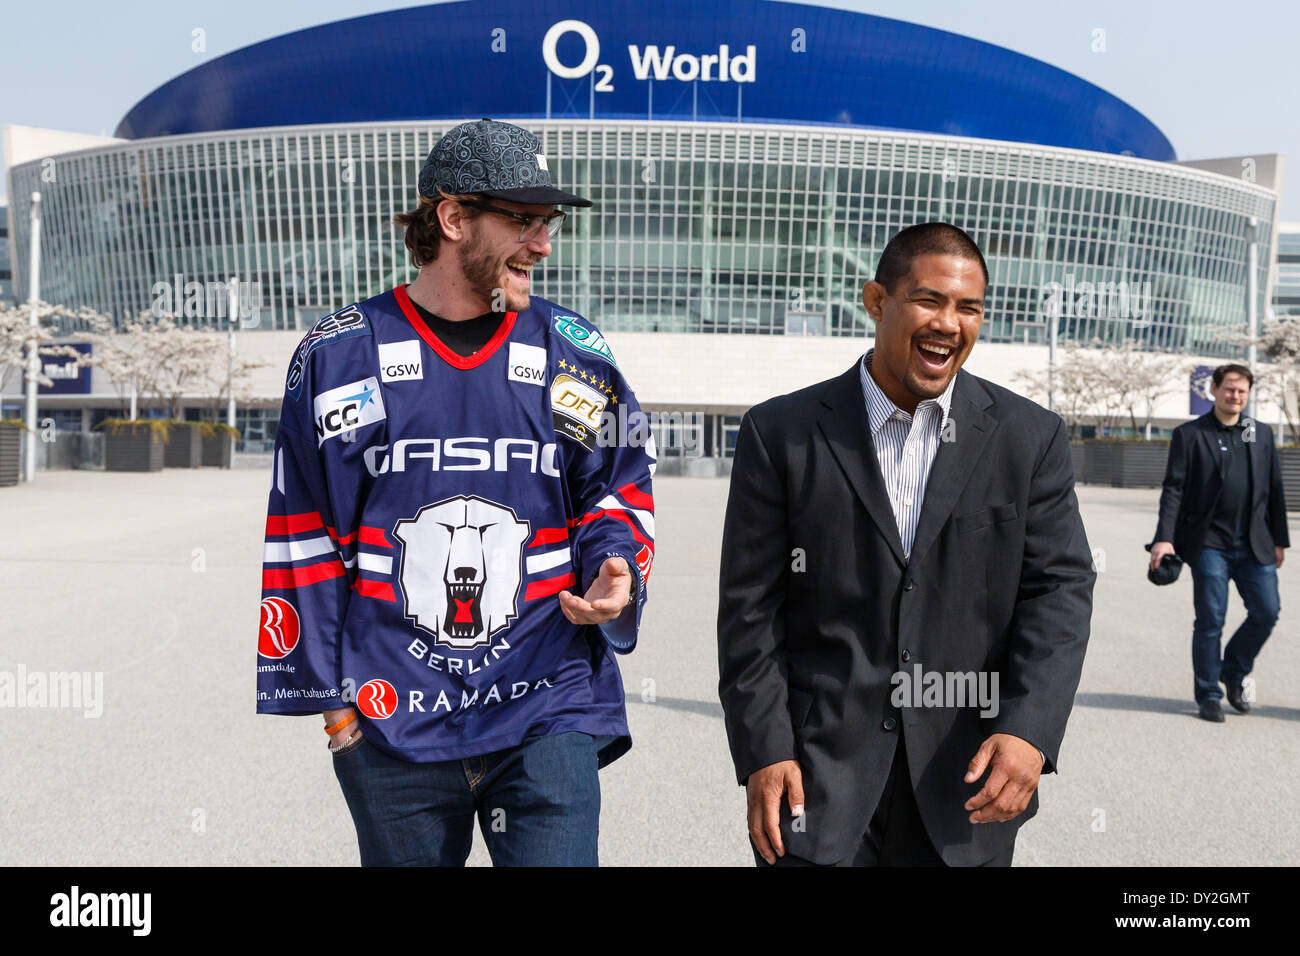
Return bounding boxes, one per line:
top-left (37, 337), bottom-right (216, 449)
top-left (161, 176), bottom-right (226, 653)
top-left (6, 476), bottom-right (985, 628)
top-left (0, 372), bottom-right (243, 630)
top-left (542, 18), bottom-right (757, 91)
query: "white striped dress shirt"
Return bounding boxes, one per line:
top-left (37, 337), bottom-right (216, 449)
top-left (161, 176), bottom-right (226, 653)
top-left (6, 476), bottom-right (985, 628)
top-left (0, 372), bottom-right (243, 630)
top-left (859, 351), bottom-right (1044, 766)
top-left (859, 348), bottom-right (956, 559)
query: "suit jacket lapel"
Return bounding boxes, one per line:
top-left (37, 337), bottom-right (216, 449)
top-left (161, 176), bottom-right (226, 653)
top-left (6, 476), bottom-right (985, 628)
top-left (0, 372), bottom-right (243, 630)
top-left (817, 361), bottom-right (907, 568)
top-left (906, 370), bottom-right (996, 568)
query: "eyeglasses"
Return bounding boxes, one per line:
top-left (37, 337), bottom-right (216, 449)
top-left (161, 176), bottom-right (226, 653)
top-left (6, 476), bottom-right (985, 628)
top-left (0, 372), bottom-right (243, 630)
top-left (457, 198), bottom-right (567, 242)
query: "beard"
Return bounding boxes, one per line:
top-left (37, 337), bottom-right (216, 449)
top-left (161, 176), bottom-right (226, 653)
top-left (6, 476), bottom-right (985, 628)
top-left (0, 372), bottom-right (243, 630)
top-left (457, 229), bottom-right (529, 313)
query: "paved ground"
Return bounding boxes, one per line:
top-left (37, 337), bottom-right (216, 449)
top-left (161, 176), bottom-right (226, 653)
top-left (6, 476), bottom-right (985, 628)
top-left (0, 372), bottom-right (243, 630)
top-left (1, 469), bottom-right (1296, 866)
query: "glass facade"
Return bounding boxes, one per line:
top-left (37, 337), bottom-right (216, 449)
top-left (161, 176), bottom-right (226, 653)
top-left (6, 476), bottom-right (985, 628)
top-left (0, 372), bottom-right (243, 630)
top-left (1275, 224), bottom-right (1300, 319)
top-left (6, 120), bottom-right (1277, 358)
top-left (0, 204), bottom-right (12, 306)
top-left (35, 408), bottom-right (85, 432)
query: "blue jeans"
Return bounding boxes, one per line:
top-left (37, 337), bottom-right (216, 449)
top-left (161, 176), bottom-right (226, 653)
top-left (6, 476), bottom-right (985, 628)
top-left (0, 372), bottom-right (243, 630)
top-left (332, 731), bottom-right (601, 866)
top-left (1190, 547), bottom-right (1280, 704)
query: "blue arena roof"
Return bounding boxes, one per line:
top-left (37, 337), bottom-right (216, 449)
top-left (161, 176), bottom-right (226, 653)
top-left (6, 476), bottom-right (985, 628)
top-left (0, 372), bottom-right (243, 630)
top-left (115, 0), bottom-right (1175, 160)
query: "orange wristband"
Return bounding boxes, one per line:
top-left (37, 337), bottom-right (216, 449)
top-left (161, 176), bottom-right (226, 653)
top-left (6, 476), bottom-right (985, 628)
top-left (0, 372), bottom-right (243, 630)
top-left (324, 714), bottom-right (356, 735)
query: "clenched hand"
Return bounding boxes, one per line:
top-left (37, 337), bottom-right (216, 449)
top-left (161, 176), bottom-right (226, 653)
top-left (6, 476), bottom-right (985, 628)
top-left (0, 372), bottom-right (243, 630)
top-left (963, 733), bottom-right (1042, 823)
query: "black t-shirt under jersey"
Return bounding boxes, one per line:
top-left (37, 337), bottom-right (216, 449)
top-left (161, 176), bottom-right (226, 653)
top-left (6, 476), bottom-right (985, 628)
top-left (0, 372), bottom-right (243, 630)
top-left (407, 297), bottom-right (505, 358)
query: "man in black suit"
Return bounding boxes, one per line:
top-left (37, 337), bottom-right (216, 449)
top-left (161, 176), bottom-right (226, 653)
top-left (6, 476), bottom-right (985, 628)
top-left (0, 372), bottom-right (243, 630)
top-left (1149, 365), bottom-right (1288, 722)
top-left (717, 222), bottom-right (1096, 867)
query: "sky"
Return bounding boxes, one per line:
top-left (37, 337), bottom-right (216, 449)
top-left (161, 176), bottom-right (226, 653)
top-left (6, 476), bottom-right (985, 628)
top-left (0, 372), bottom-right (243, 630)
top-left (1, 0), bottom-right (1297, 218)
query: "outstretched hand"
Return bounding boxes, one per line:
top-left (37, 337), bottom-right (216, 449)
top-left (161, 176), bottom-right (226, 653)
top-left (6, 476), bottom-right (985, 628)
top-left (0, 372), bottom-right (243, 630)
top-left (559, 557), bottom-right (632, 625)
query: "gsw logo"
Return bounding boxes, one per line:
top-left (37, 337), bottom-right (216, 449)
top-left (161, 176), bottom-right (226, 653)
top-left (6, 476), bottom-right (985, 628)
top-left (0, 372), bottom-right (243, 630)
top-left (378, 339), bottom-right (423, 382)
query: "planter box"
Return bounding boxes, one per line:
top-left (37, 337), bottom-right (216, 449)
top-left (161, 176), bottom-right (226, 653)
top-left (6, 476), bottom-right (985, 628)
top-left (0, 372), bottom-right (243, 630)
top-left (201, 432), bottom-right (234, 468)
top-left (1281, 447), bottom-right (1300, 511)
top-left (164, 423), bottom-right (203, 468)
top-left (0, 423), bottom-right (22, 487)
top-left (1079, 440), bottom-right (1169, 488)
top-left (37, 432), bottom-right (105, 470)
top-left (1080, 441), bottom-right (1116, 485)
top-left (1112, 440), bottom-right (1169, 487)
top-left (104, 429), bottom-right (165, 472)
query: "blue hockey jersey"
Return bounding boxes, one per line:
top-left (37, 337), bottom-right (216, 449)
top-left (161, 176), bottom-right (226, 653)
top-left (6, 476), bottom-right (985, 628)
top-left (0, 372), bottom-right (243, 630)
top-left (256, 285), bottom-right (656, 766)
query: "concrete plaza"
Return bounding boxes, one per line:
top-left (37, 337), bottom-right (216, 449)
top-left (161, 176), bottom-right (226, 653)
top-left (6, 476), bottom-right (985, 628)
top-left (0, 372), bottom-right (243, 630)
top-left (1, 468), bottom-right (1296, 866)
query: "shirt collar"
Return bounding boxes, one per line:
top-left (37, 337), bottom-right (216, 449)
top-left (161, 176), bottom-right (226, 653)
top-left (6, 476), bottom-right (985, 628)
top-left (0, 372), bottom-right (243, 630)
top-left (860, 348), bottom-right (956, 436)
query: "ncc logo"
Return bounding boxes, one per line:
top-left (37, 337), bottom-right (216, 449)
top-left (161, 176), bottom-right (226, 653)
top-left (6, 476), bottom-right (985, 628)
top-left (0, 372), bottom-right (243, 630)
top-left (313, 376), bottom-right (387, 445)
top-left (259, 597), bottom-right (300, 658)
top-left (357, 679), bottom-right (398, 719)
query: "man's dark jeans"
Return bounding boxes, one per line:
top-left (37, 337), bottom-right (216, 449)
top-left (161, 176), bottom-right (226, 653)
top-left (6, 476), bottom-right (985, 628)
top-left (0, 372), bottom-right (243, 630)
top-left (332, 731), bottom-right (601, 866)
top-left (1190, 547), bottom-right (1280, 705)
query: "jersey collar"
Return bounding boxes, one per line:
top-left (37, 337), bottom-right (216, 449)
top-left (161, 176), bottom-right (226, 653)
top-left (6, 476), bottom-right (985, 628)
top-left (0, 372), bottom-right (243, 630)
top-left (393, 283), bottom-right (517, 370)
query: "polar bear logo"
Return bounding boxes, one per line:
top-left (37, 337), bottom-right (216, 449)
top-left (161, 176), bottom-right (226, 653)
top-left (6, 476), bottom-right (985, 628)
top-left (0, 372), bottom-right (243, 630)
top-left (393, 496), bottom-right (531, 649)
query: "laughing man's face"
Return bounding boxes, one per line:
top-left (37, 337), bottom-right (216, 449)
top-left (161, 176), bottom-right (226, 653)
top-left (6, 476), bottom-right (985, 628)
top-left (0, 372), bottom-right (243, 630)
top-left (456, 199), bottom-right (556, 313)
top-left (861, 253), bottom-right (986, 414)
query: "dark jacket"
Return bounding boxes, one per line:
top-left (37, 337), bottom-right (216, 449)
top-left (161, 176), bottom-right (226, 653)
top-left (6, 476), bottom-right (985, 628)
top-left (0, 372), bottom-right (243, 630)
top-left (717, 360), bottom-right (1096, 866)
top-left (1152, 412), bottom-right (1289, 566)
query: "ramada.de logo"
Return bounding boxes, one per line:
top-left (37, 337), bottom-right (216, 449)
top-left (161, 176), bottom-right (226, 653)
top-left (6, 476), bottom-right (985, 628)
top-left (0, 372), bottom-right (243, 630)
top-left (357, 679), bottom-right (398, 719)
top-left (258, 597), bottom-right (301, 659)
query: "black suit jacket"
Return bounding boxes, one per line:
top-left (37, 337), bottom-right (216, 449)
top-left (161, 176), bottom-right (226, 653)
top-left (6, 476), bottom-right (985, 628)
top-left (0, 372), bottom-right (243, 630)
top-left (717, 360), bottom-right (1096, 866)
top-left (1152, 412), bottom-right (1289, 566)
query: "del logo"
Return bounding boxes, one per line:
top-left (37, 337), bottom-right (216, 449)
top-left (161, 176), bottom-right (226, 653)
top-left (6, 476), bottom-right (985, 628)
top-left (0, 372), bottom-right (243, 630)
top-left (554, 315), bottom-right (618, 368)
top-left (551, 373), bottom-right (607, 453)
top-left (259, 597), bottom-right (300, 659)
top-left (393, 496), bottom-right (530, 649)
top-left (313, 376), bottom-right (387, 445)
top-left (357, 678), bottom-right (398, 719)
top-left (378, 339), bottom-right (423, 383)
top-left (507, 341), bottom-right (546, 386)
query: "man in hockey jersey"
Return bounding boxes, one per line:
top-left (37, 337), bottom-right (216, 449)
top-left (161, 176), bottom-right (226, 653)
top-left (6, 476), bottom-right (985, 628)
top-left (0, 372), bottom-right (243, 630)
top-left (257, 119), bottom-right (656, 866)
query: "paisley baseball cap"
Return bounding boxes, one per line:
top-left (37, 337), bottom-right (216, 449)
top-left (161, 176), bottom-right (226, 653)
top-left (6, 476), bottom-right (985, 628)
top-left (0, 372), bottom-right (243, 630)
top-left (418, 118), bottom-right (592, 207)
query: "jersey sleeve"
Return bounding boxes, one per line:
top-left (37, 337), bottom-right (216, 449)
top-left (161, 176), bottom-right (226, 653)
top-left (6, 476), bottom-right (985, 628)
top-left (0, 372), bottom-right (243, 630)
top-left (256, 371), bottom-right (351, 715)
top-left (561, 358), bottom-right (656, 654)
